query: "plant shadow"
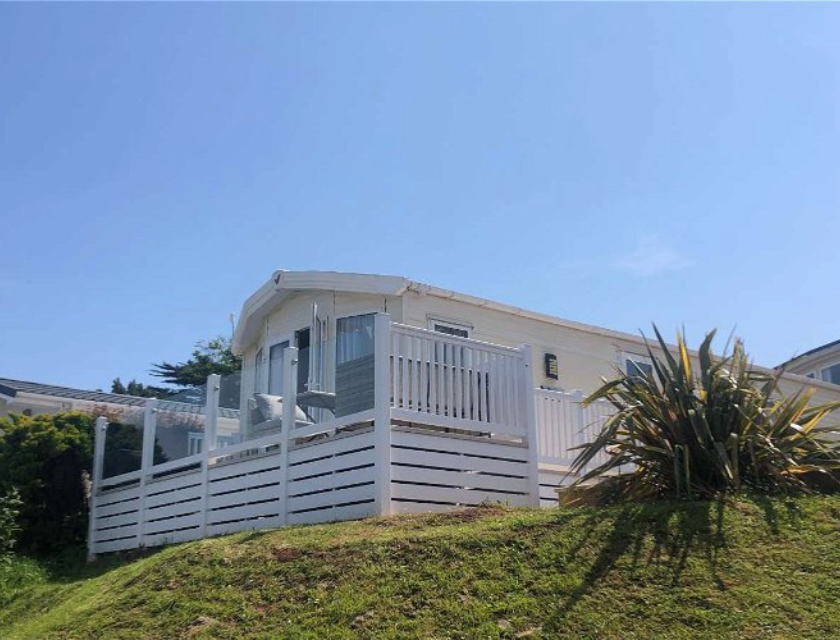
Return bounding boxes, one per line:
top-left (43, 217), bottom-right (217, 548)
top-left (751, 493), bottom-right (802, 535)
top-left (550, 498), bottom-right (729, 627)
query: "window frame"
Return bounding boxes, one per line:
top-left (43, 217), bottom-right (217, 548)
top-left (820, 362), bottom-right (840, 385)
top-left (427, 316), bottom-right (473, 339)
top-left (621, 351), bottom-right (654, 379)
top-left (335, 312), bottom-right (377, 366)
top-left (264, 333), bottom-right (292, 397)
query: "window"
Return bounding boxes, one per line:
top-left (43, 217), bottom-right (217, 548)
top-left (624, 354), bottom-right (653, 378)
top-left (429, 318), bottom-right (471, 339)
top-left (336, 314), bottom-right (375, 365)
top-left (820, 363), bottom-right (840, 385)
top-left (806, 372), bottom-right (816, 379)
top-left (295, 328), bottom-right (311, 393)
top-left (188, 432), bottom-right (240, 456)
top-left (268, 340), bottom-right (289, 395)
top-left (253, 348), bottom-right (264, 394)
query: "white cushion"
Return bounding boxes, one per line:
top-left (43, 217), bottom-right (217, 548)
top-left (253, 394), bottom-right (308, 423)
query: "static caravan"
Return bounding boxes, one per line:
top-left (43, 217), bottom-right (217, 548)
top-left (86, 270), bottom-right (840, 556)
top-left (233, 270), bottom-right (840, 422)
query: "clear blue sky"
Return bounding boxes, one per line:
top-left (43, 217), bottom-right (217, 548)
top-left (1, 3), bottom-right (838, 391)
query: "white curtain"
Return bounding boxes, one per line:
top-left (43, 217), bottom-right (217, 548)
top-left (336, 314), bottom-right (375, 365)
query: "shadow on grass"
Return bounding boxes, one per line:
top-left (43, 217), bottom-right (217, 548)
top-left (550, 498), bottom-right (729, 627)
top-left (38, 544), bottom-right (166, 585)
top-left (752, 493), bottom-right (802, 535)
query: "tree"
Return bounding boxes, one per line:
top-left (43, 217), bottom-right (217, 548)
top-left (151, 336), bottom-right (241, 386)
top-left (108, 336), bottom-right (243, 407)
top-left (110, 377), bottom-right (168, 399)
top-left (566, 327), bottom-right (840, 503)
top-left (151, 336), bottom-right (242, 407)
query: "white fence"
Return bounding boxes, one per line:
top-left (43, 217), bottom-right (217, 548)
top-left (390, 324), bottom-right (526, 434)
top-left (534, 389), bottom-right (617, 506)
top-left (89, 315), bottom-right (613, 557)
top-left (90, 411), bottom-right (380, 555)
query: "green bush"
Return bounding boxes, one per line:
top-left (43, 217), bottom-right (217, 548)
top-left (0, 413), bottom-right (94, 555)
top-left (0, 488), bottom-right (22, 557)
top-left (0, 412), bottom-right (166, 556)
top-left (568, 328), bottom-right (840, 502)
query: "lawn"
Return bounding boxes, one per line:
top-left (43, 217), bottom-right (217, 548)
top-left (2, 495), bottom-right (840, 638)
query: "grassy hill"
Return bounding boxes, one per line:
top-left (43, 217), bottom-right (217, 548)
top-left (2, 495), bottom-right (840, 639)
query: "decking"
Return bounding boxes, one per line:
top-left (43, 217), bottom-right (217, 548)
top-left (88, 315), bottom-right (614, 557)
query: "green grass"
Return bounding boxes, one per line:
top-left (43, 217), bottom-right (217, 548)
top-left (2, 495), bottom-right (840, 639)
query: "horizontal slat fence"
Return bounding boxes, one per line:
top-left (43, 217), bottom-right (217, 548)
top-left (90, 417), bottom-right (378, 555)
top-left (389, 428), bottom-right (532, 513)
top-left (287, 430), bottom-right (377, 525)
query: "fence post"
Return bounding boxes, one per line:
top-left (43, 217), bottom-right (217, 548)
top-left (279, 346), bottom-right (298, 527)
top-left (374, 313), bottom-right (393, 516)
top-left (205, 374), bottom-right (220, 452)
top-left (571, 390), bottom-right (586, 474)
top-left (518, 345), bottom-right (541, 508)
top-left (136, 398), bottom-right (157, 547)
top-left (87, 416), bottom-right (108, 562)
top-left (199, 374), bottom-right (221, 537)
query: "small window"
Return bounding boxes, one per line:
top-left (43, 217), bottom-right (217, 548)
top-left (187, 432), bottom-right (203, 456)
top-left (820, 363), bottom-right (840, 385)
top-left (625, 354), bottom-right (653, 379)
top-left (805, 372), bottom-right (816, 380)
top-left (429, 319), bottom-right (471, 339)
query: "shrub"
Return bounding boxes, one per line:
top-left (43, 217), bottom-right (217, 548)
top-left (567, 328), bottom-right (840, 502)
top-left (0, 488), bottom-right (22, 557)
top-left (0, 412), bottom-right (165, 555)
top-left (0, 413), bottom-right (94, 554)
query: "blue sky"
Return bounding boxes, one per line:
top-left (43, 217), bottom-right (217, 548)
top-left (1, 3), bottom-right (838, 391)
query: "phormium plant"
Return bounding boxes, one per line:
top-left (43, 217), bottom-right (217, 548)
top-left (566, 328), bottom-right (840, 502)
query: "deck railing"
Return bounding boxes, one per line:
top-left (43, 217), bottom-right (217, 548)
top-left (534, 388), bottom-right (617, 505)
top-left (389, 323), bottom-right (527, 437)
top-left (88, 314), bottom-right (611, 556)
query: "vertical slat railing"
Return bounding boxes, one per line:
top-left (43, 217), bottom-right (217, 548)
top-left (389, 323), bottom-right (527, 433)
top-left (534, 388), bottom-right (617, 472)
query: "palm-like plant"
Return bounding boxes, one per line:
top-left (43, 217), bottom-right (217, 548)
top-left (568, 328), bottom-right (840, 501)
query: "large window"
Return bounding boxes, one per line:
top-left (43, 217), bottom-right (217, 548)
top-left (336, 314), bottom-right (375, 365)
top-left (821, 363), bottom-right (840, 385)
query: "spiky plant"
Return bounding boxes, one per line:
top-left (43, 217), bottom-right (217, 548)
top-left (567, 328), bottom-right (840, 502)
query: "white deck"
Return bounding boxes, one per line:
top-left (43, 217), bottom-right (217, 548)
top-left (88, 315), bottom-right (614, 556)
